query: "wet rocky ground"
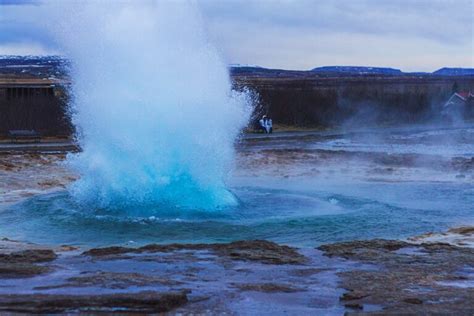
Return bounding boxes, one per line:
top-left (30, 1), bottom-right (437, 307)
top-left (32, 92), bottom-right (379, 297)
top-left (320, 231), bottom-right (474, 315)
top-left (0, 239), bottom-right (347, 314)
top-left (236, 130), bottom-right (474, 183)
top-left (0, 152), bottom-right (76, 204)
top-left (2, 127), bottom-right (474, 206)
top-left (0, 229), bottom-right (473, 314)
top-left (1, 129), bottom-right (474, 314)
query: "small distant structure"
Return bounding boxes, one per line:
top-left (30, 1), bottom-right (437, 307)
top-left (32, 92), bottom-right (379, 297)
top-left (444, 91), bottom-right (473, 107)
top-left (442, 91), bottom-right (474, 122)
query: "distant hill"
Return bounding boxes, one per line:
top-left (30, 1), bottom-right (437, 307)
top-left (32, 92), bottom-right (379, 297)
top-left (433, 68), bottom-right (474, 76)
top-left (1, 56), bottom-right (473, 79)
top-left (311, 66), bottom-right (403, 75)
top-left (0, 55), bottom-right (68, 78)
top-left (230, 64), bottom-right (474, 78)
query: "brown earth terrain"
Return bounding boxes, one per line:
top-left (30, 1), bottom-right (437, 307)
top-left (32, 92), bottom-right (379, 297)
top-left (0, 147), bottom-right (473, 314)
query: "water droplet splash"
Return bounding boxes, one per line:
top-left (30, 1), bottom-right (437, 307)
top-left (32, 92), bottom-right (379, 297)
top-left (50, 1), bottom-right (252, 210)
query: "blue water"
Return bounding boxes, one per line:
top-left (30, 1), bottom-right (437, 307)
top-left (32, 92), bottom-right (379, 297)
top-left (1, 177), bottom-right (472, 248)
top-left (1, 127), bottom-right (474, 248)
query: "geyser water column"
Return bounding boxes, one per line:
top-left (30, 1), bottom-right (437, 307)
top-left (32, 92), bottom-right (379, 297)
top-left (55, 1), bottom-right (251, 209)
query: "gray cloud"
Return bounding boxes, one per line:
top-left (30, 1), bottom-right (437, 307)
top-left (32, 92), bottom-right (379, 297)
top-left (0, 0), bottom-right (472, 71)
top-left (198, 0), bottom-right (473, 71)
top-left (199, 0), bottom-right (471, 43)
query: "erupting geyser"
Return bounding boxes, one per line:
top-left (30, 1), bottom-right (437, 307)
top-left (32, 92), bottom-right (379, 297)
top-left (53, 1), bottom-right (251, 209)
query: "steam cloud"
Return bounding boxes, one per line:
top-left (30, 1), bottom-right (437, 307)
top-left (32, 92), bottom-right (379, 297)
top-left (48, 1), bottom-right (252, 209)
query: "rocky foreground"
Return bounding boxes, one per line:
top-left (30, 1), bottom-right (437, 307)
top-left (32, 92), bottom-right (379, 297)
top-left (1, 135), bottom-right (474, 314)
top-left (320, 228), bottom-right (474, 314)
top-left (0, 228), bottom-right (473, 314)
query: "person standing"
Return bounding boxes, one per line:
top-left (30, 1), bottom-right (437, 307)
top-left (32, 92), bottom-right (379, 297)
top-left (259, 115), bottom-right (268, 133)
top-left (267, 118), bottom-right (273, 133)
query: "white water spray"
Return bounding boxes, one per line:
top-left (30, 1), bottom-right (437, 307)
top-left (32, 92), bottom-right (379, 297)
top-left (50, 1), bottom-right (251, 209)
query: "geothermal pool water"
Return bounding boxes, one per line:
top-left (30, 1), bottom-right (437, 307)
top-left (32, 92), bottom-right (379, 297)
top-left (1, 3), bottom-right (471, 250)
top-left (1, 126), bottom-right (473, 248)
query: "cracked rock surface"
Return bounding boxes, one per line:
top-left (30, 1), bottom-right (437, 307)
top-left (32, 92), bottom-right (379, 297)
top-left (319, 237), bottom-right (474, 314)
top-left (1, 230), bottom-right (473, 314)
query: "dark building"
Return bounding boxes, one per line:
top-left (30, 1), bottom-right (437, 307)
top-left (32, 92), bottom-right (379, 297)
top-left (441, 91), bottom-right (474, 121)
top-left (0, 78), bottom-right (72, 136)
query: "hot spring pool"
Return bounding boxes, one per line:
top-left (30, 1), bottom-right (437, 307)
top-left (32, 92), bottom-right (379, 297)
top-left (1, 176), bottom-right (473, 248)
top-left (1, 127), bottom-right (474, 248)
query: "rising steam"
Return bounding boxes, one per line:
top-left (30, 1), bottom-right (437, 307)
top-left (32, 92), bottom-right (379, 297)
top-left (49, 1), bottom-right (251, 209)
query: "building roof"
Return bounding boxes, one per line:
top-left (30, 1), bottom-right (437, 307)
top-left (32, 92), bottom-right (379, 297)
top-left (457, 91), bottom-right (470, 99)
top-left (443, 91), bottom-right (472, 108)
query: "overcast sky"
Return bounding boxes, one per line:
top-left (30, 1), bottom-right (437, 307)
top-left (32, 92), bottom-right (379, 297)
top-left (0, 0), bottom-right (473, 71)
